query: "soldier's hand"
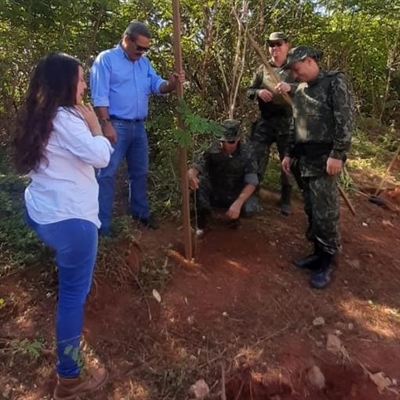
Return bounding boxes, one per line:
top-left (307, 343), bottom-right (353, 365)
top-left (257, 89), bottom-right (273, 102)
top-left (226, 201), bottom-right (241, 220)
top-left (282, 156), bottom-right (292, 174)
top-left (326, 157), bottom-right (342, 175)
top-left (275, 82), bottom-right (291, 94)
top-left (187, 168), bottom-right (199, 190)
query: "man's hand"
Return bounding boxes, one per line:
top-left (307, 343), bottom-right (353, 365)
top-left (102, 122), bottom-right (117, 144)
top-left (226, 200), bottom-right (241, 220)
top-left (282, 156), bottom-right (292, 174)
top-left (257, 89), bottom-right (273, 102)
top-left (187, 168), bottom-right (199, 190)
top-left (166, 71), bottom-right (185, 92)
top-left (275, 82), bottom-right (291, 94)
top-left (326, 157), bottom-right (343, 175)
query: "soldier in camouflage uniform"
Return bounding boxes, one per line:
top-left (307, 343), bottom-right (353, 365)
top-left (187, 120), bottom-right (260, 233)
top-left (278, 45), bottom-right (355, 289)
top-left (247, 32), bottom-right (302, 215)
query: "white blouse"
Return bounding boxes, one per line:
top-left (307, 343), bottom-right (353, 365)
top-left (25, 107), bottom-right (113, 228)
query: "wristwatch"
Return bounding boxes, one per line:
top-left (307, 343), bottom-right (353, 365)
top-left (99, 117), bottom-right (111, 126)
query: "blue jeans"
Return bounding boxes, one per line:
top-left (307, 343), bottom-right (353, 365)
top-left (97, 119), bottom-right (149, 234)
top-left (26, 214), bottom-right (98, 378)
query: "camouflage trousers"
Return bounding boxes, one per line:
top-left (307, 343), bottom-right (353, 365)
top-left (249, 118), bottom-right (302, 191)
top-left (195, 174), bottom-right (262, 215)
top-left (302, 173), bottom-right (341, 254)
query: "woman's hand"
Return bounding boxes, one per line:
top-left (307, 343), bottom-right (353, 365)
top-left (76, 104), bottom-right (102, 136)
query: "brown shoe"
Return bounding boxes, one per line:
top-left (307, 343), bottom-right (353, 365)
top-left (53, 367), bottom-right (108, 400)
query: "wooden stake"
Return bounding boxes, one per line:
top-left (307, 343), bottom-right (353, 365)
top-left (374, 139), bottom-right (400, 196)
top-left (338, 185), bottom-right (356, 216)
top-left (172, 0), bottom-right (193, 260)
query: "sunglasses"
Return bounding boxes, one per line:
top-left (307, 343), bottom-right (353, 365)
top-left (225, 140), bottom-right (236, 144)
top-left (130, 38), bottom-right (150, 52)
top-left (268, 41), bottom-right (284, 48)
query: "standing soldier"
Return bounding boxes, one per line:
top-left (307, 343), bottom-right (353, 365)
top-left (187, 120), bottom-right (260, 234)
top-left (247, 32), bottom-right (300, 215)
top-left (279, 46), bottom-right (355, 289)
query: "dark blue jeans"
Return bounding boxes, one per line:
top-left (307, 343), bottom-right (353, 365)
top-left (97, 119), bottom-right (149, 234)
top-left (26, 214), bottom-right (98, 378)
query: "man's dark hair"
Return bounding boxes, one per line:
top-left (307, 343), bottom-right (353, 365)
top-left (123, 20), bottom-right (151, 40)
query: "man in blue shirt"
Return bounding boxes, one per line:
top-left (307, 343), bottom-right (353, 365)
top-left (90, 20), bottom-right (184, 234)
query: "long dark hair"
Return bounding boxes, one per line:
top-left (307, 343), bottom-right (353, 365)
top-left (14, 53), bottom-right (81, 173)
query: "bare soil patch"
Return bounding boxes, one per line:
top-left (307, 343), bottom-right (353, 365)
top-left (1, 190), bottom-right (400, 399)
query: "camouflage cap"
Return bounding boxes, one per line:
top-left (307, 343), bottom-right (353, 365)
top-left (219, 119), bottom-right (241, 142)
top-left (284, 45), bottom-right (322, 69)
top-left (267, 32), bottom-right (288, 43)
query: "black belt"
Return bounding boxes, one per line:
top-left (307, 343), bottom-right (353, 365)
top-left (110, 116), bottom-right (145, 123)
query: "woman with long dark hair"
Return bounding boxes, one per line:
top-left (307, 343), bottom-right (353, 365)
top-left (14, 53), bottom-right (112, 399)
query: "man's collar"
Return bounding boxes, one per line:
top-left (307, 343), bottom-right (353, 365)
top-left (116, 42), bottom-right (132, 61)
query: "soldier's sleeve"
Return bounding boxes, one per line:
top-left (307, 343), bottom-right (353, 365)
top-left (243, 145), bottom-right (259, 186)
top-left (192, 148), bottom-right (208, 175)
top-left (329, 73), bottom-right (355, 160)
top-left (280, 69), bottom-right (298, 94)
top-left (247, 66), bottom-right (263, 100)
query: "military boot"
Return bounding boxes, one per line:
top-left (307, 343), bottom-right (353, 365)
top-left (53, 367), bottom-right (108, 400)
top-left (310, 252), bottom-right (334, 289)
top-left (293, 242), bottom-right (321, 271)
top-left (280, 185), bottom-right (292, 216)
top-left (195, 208), bottom-right (212, 236)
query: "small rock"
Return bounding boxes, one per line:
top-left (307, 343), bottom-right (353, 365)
top-left (348, 323), bottom-right (354, 331)
top-left (222, 312), bottom-right (228, 317)
top-left (382, 219), bottom-right (394, 227)
top-left (362, 222), bottom-right (368, 227)
top-left (347, 259), bottom-right (360, 269)
top-left (392, 378), bottom-right (397, 386)
top-left (313, 317), bottom-right (325, 327)
top-left (326, 334), bottom-right (342, 354)
top-left (307, 365), bottom-right (326, 389)
top-left (369, 372), bottom-right (392, 393)
top-left (187, 315), bottom-right (195, 325)
top-left (188, 379), bottom-right (210, 399)
top-left (335, 329), bottom-right (343, 336)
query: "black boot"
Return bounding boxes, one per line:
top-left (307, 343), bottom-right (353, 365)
top-left (310, 252), bottom-right (334, 289)
top-left (280, 185), bottom-right (292, 216)
top-left (293, 242), bottom-right (321, 270)
top-left (196, 208), bottom-right (211, 230)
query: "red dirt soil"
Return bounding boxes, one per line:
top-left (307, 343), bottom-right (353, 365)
top-left (1, 189), bottom-right (400, 399)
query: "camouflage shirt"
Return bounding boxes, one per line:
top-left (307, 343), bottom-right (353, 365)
top-left (247, 61), bottom-right (297, 119)
top-left (193, 141), bottom-right (259, 197)
top-left (287, 71), bottom-right (355, 176)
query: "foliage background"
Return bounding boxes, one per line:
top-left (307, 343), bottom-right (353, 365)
top-left (0, 0), bottom-right (399, 269)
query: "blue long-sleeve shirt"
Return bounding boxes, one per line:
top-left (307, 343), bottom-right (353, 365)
top-left (90, 44), bottom-right (166, 119)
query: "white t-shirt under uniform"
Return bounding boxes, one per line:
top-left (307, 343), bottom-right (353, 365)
top-left (25, 107), bottom-right (113, 228)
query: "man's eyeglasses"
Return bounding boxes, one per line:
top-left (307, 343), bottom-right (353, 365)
top-left (268, 41), bottom-right (284, 48)
top-left (225, 140), bottom-right (236, 144)
top-left (130, 38), bottom-right (150, 52)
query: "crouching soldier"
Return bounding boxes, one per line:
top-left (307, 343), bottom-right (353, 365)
top-left (187, 120), bottom-right (261, 234)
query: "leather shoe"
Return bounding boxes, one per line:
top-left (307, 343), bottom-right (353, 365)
top-left (309, 251), bottom-right (334, 289)
top-left (293, 253), bottom-right (321, 270)
top-left (53, 367), bottom-right (108, 400)
top-left (310, 267), bottom-right (333, 289)
top-left (132, 214), bottom-right (158, 230)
